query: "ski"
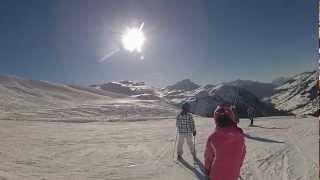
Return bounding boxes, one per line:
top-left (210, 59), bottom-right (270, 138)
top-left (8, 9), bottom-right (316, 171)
top-left (175, 157), bottom-right (207, 179)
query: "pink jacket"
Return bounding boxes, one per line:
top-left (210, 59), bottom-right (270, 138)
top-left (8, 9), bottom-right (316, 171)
top-left (204, 125), bottom-right (246, 180)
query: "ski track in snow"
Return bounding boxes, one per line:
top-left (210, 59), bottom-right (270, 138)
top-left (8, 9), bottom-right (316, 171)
top-left (286, 131), bottom-right (308, 180)
top-left (242, 117), bottom-right (318, 180)
top-left (0, 116), bottom-right (317, 180)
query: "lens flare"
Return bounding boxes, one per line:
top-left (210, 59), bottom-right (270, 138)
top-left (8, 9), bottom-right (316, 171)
top-left (121, 27), bottom-right (145, 53)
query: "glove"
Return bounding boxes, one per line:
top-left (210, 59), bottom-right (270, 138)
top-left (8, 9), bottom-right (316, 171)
top-left (193, 131), bottom-right (196, 136)
top-left (205, 169), bottom-right (210, 176)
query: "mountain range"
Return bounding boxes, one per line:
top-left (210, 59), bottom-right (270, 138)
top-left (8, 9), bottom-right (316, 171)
top-left (0, 70), bottom-right (317, 122)
top-left (92, 71), bottom-right (318, 117)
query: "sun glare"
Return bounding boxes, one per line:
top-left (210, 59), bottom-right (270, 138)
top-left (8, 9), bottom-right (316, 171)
top-left (121, 27), bottom-right (145, 53)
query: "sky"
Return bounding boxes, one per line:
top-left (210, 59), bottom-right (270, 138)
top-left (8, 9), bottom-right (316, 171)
top-left (0, 0), bottom-right (317, 87)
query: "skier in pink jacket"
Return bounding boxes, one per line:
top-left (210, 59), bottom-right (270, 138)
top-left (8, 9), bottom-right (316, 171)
top-left (204, 105), bottom-right (246, 180)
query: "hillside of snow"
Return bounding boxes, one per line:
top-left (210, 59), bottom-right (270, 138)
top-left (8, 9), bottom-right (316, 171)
top-left (0, 76), bottom-right (176, 122)
top-left (270, 71), bottom-right (318, 116)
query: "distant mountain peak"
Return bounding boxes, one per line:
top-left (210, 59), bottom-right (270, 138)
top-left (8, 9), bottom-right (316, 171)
top-left (90, 80), bottom-right (158, 99)
top-left (166, 79), bottom-right (200, 91)
top-left (225, 79), bottom-right (276, 98)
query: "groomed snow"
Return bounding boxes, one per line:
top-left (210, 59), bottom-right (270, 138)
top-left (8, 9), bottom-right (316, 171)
top-left (0, 116), bottom-right (317, 180)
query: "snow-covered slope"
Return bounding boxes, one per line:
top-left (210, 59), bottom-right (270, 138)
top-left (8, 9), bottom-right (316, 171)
top-left (0, 116), bottom-right (317, 180)
top-left (0, 75), bottom-right (107, 110)
top-left (0, 76), bottom-right (176, 122)
top-left (270, 71), bottom-right (318, 116)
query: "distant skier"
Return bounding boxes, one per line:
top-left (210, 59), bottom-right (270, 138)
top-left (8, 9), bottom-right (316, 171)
top-left (175, 103), bottom-right (196, 160)
top-left (204, 105), bottom-right (246, 180)
top-left (247, 106), bottom-right (255, 126)
top-left (231, 105), bottom-right (240, 123)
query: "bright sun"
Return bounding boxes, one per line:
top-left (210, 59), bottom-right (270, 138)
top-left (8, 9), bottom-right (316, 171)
top-left (121, 27), bottom-right (145, 53)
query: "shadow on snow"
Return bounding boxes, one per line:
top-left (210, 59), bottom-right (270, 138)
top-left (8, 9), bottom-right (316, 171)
top-left (244, 133), bottom-right (285, 144)
top-left (176, 157), bottom-right (207, 180)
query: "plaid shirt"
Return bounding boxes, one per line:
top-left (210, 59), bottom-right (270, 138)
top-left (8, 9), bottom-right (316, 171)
top-left (176, 113), bottom-right (195, 134)
top-left (247, 108), bottom-right (255, 117)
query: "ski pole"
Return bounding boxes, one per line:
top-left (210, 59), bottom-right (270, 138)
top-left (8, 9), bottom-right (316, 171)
top-left (172, 132), bottom-right (178, 160)
top-left (193, 135), bottom-right (196, 158)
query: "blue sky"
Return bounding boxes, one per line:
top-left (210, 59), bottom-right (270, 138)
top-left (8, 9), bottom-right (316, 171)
top-left (0, 0), bottom-right (317, 87)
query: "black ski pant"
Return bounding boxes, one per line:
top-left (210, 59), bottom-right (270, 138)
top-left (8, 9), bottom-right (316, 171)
top-left (248, 114), bottom-right (254, 125)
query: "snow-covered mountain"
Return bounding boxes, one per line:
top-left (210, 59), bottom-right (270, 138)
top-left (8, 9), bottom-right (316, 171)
top-left (225, 80), bottom-right (276, 98)
top-left (159, 79), bottom-right (200, 103)
top-left (164, 79), bottom-right (200, 92)
top-left (0, 76), bottom-right (176, 122)
top-left (160, 71), bottom-right (318, 117)
top-left (161, 79), bottom-right (278, 105)
top-left (2, 69), bottom-right (315, 121)
top-left (177, 84), bottom-right (283, 117)
top-left (270, 71), bottom-right (318, 116)
top-left (272, 77), bottom-right (291, 86)
top-left (159, 80), bottom-right (281, 117)
top-left (91, 80), bottom-right (161, 100)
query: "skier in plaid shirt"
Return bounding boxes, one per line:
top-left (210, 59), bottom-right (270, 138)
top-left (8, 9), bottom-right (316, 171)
top-left (176, 103), bottom-right (196, 159)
